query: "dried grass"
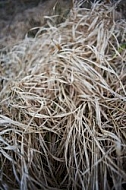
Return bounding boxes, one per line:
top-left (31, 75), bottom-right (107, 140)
top-left (0, 2), bottom-right (126, 190)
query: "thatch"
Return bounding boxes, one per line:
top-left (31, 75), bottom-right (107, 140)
top-left (0, 2), bottom-right (126, 190)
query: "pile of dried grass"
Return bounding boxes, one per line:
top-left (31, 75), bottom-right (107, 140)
top-left (0, 2), bottom-right (126, 190)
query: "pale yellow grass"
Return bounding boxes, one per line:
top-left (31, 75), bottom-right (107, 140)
top-left (0, 2), bottom-right (126, 190)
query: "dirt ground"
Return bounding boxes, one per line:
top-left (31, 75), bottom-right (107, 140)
top-left (0, 0), bottom-right (76, 48)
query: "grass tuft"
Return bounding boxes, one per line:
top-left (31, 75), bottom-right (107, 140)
top-left (0, 2), bottom-right (126, 190)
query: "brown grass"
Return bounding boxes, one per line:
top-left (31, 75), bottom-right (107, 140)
top-left (0, 2), bottom-right (126, 190)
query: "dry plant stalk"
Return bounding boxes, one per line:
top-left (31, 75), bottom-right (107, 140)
top-left (0, 2), bottom-right (126, 190)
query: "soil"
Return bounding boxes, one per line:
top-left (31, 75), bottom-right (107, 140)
top-left (0, 0), bottom-right (73, 48)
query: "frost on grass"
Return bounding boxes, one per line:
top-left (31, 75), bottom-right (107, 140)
top-left (0, 2), bottom-right (126, 190)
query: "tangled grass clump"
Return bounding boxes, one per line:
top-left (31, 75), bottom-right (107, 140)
top-left (0, 2), bottom-right (126, 190)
